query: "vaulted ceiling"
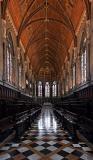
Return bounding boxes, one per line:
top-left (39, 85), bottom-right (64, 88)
top-left (5, 0), bottom-right (90, 81)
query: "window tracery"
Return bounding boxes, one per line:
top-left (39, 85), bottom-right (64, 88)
top-left (18, 52), bottom-right (23, 88)
top-left (38, 81), bottom-right (42, 97)
top-left (45, 82), bottom-right (50, 97)
top-left (80, 32), bottom-right (87, 83)
top-left (52, 81), bottom-right (57, 97)
top-left (6, 32), bottom-right (15, 84)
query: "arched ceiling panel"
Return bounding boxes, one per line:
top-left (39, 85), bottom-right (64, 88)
top-left (7, 0), bottom-right (88, 81)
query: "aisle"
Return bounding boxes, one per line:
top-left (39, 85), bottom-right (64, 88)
top-left (0, 105), bottom-right (93, 160)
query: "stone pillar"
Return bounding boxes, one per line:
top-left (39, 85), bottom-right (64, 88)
top-left (57, 81), bottom-right (60, 97)
top-left (76, 56), bottom-right (81, 85)
top-left (22, 53), bottom-right (26, 90)
top-left (2, 18), bottom-right (6, 81)
top-left (86, 20), bottom-right (91, 81)
top-left (69, 67), bottom-right (72, 89)
top-left (59, 80), bottom-right (62, 97)
top-left (32, 82), bottom-right (34, 97)
top-left (73, 47), bottom-right (77, 86)
top-left (56, 81), bottom-right (58, 97)
top-left (0, 3), bottom-right (3, 81)
top-left (42, 82), bottom-right (45, 97)
top-left (90, 1), bottom-right (93, 82)
top-left (34, 81), bottom-right (36, 97)
top-left (17, 47), bottom-right (20, 88)
top-left (63, 78), bottom-right (65, 94)
top-left (50, 81), bottom-right (52, 98)
top-left (36, 81), bottom-right (38, 97)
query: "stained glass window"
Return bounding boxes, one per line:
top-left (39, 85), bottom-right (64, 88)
top-left (72, 64), bottom-right (76, 87)
top-left (19, 65), bottom-right (22, 87)
top-left (52, 81), bottom-right (57, 97)
top-left (6, 32), bottom-right (14, 84)
top-left (45, 82), bottom-right (50, 97)
top-left (80, 36), bottom-right (87, 83)
top-left (6, 48), bottom-right (10, 82)
top-left (38, 81), bottom-right (42, 97)
top-left (18, 52), bottom-right (23, 88)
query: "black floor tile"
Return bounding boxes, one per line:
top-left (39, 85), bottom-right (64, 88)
top-left (43, 139), bottom-right (49, 142)
top-left (30, 143), bottom-right (38, 148)
top-left (56, 138), bottom-right (63, 141)
top-left (80, 144), bottom-right (88, 147)
top-left (72, 150), bottom-right (83, 157)
top-left (40, 149), bottom-right (51, 155)
top-left (10, 150), bottom-right (20, 157)
top-left (42, 143), bottom-right (50, 148)
top-left (57, 150), bottom-right (69, 157)
top-left (23, 150), bottom-right (34, 157)
top-left (54, 143), bottom-right (62, 148)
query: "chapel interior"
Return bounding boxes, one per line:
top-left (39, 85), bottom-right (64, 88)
top-left (0, 0), bottom-right (93, 160)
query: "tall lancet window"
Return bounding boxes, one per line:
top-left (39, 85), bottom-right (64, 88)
top-left (80, 32), bottom-right (87, 83)
top-left (19, 64), bottom-right (22, 88)
top-left (38, 81), bottom-right (42, 97)
top-left (72, 64), bottom-right (76, 87)
top-left (6, 32), bottom-right (15, 84)
top-left (71, 51), bottom-right (76, 88)
top-left (18, 53), bottom-right (23, 88)
top-left (45, 82), bottom-right (50, 97)
top-left (52, 81), bottom-right (57, 97)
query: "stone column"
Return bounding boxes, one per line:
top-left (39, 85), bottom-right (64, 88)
top-left (59, 80), bottom-right (61, 97)
top-left (90, 1), bottom-right (93, 82)
top-left (73, 47), bottom-right (77, 86)
top-left (86, 20), bottom-right (91, 81)
top-left (57, 81), bottom-right (60, 97)
top-left (22, 53), bottom-right (26, 90)
top-left (42, 81), bottom-right (45, 97)
top-left (34, 81), bottom-right (36, 97)
top-left (17, 47), bottom-right (20, 88)
top-left (36, 81), bottom-right (38, 97)
top-left (2, 18), bottom-right (6, 81)
top-left (50, 81), bottom-right (52, 98)
top-left (0, 3), bottom-right (3, 81)
top-left (56, 81), bottom-right (58, 97)
top-left (76, 56), bottom-right (81, 85)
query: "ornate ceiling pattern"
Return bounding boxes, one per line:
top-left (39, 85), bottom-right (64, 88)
top-left (2, 0), bottom-right (91, 81)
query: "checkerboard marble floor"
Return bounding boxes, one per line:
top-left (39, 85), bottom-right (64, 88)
top-left (0, 105), bottom-right (93, 160)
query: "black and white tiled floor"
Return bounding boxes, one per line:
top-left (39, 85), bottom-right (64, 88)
top-left (0, 104), bottom-right (93, 160)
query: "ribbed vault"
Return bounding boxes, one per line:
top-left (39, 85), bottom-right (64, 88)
top-left (5, 0), bottom-right (90, 81)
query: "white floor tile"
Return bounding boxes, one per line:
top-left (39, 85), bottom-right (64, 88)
top-left (80, 153), bottom-right (93, 160)
top-left (82, 147), bottom-right (92, 152)
top-left (63, 147), bottom-right (75, 153)
top-left (61, 140), bottom-right (70, 144)
top-left (0, 146), bottom-right (10, 151)
top-left (17, 147), bottom-right (29, 153)
top-left (47, 141), bottom-right (56, 145)
top-left (11, 143), bottom-right (20, 147)
top-left (34, 146), bottom-right (45, 151)
top-left (47, 146), bottom-right (57, 151)
top-left (36, 141), bottom-right (45, 145)
top-left (27, 154), bottom-right (41, 160)
top-left (51, 154), bottom-right (64, 160)
top-left (72, 144), bottom-right (81, 148)
top-left (49, 136), bottom-right (57, 140)
top-left (0, 153), bottom-right (11, 160)
top-left (22, 140), bottom-right (32, 144)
